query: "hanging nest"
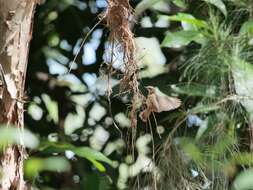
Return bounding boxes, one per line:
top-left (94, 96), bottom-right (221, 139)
top-left (104, 0), bottom-right (142, 128)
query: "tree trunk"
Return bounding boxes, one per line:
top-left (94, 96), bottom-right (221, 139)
top-left (0, 0), bottom-right (38, 189)
top-left (250, 122), bottom-right (253, 152)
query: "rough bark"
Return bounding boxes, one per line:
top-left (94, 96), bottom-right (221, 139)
top-left (0, 0), bottom-right (38, 189)
top-left (250, 122), bottom-right (253, 152)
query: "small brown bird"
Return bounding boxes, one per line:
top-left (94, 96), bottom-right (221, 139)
top-left (139, 86), bottom-right (181, 122)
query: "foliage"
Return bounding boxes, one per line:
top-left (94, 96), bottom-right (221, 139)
top-left (1, 0), bottom-right (253, 189)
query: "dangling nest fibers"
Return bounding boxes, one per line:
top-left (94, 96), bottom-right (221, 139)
top-left (104, 0), bottom-right (142, 128)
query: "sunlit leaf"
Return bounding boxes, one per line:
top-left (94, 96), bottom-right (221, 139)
top-left (28, 103), bottom-right (43, 121)
top-left (0, 125), bottom-right (39, 149)
top-left (172, 0), bottom-right (187, 8)
top-left (188, 104), bottom-right (220, 114)
top-left (40, 142), bottom-right (116, 172)
top-left (231, 153), bottom-right (253, 166)
top-left (41, 94), bottom-right (59, 124)
top-left (25, 157), bottom-right (70, 179)
top-left (171, 83), bottom-right (217, 97)
top-left (64, 105), bottom-right (85, 135)
top-left (162, 13), bottom-right (209, 30)
top-left (203, 0), bottom-right (227, 17)
top-left (73, 147), bottom-right (115, 172)
top-left (195, 120), bottom-right (208, 140)
top-left (161, 30), bottom-right (206, 48)
top-left (135, 37), bottom-right (166, 78)
top-left (232, 169), bottom-right (253, 190)
top-left (231, 56), bottom-right (253, 119)
top-left (135, 0), bottom-right (162, 16)
top-left (240, 20), bottom-right (253, 35)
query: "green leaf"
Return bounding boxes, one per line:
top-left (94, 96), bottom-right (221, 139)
top-left (211, 135), bottom-right (237, 157)
top-left (25, 157), bottom-right (70, 179)
top-left (41, 94), bottom-right (59, 124)
top-left (240, 20), bottom-right (253, 35)
top-left (172, 0), bottom-right (187, 8)
top-left (232, 169), bottom-right (253, 190)
top-left (179, 138), bottom-right (203, 163)
top-left (84, 173), bottom-right (112, 190)
top-left (163, 13), bottom-right (209, 30)
top-left (135, 0), bottom-right (162, 16)
top-left (73, 147), bottom-right (115, 172)
top-left (0, 125), bottom-right (39, 149)
top-left (231, 153), bottom-right (253, 166)
top-left (189, 103), bottom-right (220, 114)
top-left (161, 30), bottom-right (206, 48)
top-left (231, 56), bottom-right (253, 119)
top-left (203, 0), bottom-right (227, 17)
top-left (40, 142), bottom-right (116, 172)
top-left (171, 83), bottom-right (217, 97)
top-left (195, 120), bottom-right (208, 140)
top-left (230, 0), bottom-right (248, 7)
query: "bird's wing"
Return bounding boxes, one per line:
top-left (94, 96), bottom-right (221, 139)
top-left (154, 95), bottom-right (181, 113)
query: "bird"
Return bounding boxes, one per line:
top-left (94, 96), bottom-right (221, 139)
top-left (139, 86), bottom-right (181, 122)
